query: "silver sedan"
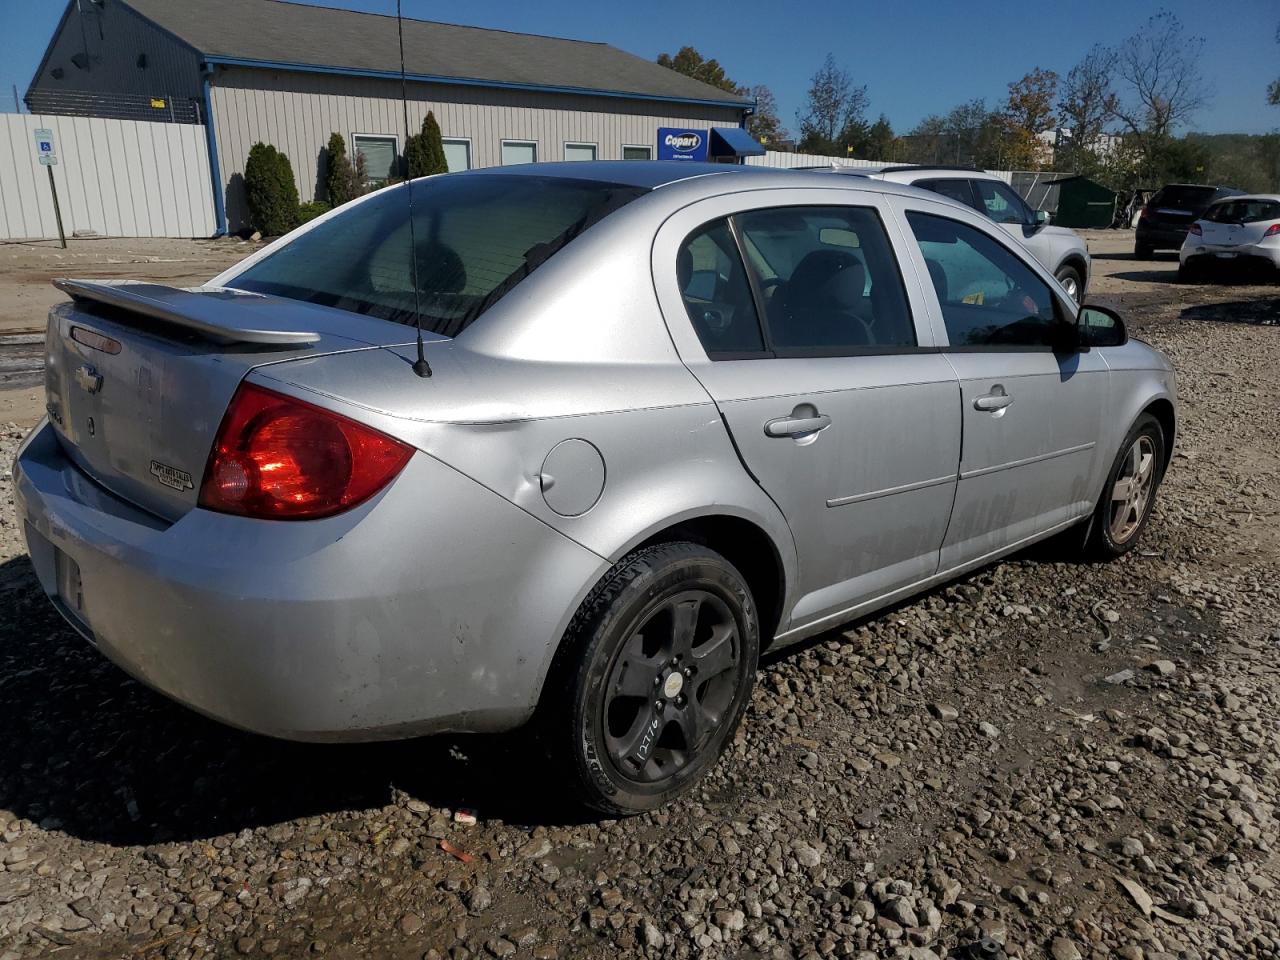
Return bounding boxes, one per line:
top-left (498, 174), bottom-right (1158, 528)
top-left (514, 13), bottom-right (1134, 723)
top-left (13, 162), bottom-right (1176, 814)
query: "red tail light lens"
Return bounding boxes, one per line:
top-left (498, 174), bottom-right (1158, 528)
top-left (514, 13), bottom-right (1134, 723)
top-left (199, 382), bottom-right (413, 520)
top-left (1189, 223), bottom-right (1202, 236)
top-left (1264, 223), bottom-right (1280, 238)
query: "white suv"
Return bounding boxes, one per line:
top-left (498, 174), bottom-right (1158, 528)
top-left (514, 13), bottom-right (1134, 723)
top-left (816, 165), bottom-right (1092, 302)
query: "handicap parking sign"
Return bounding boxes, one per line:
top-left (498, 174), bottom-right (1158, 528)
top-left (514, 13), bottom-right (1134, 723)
top-left (34, 128), bottom-right (57, 165)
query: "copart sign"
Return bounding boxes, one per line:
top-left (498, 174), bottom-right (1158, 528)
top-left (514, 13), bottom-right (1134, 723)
top-left (657, 128), bottom-right (708, 161)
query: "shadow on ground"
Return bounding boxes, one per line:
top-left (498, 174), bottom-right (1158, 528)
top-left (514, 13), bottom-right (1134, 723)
top-left (0, 555), bottom-right (595, 847)
top-left (1181, 298), bottom-right (1280, 326)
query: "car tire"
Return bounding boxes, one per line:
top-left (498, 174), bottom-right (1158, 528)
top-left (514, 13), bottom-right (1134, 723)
top-left (1177, 262), bottom-right (1199, 284)
top-left (541, 541), bottom-right (760, 816)
top-left (1134, 241), bottom-right (1154, 260)
top-left (1055, 264), bottom-right (1084, 303)
top-left (1082, 413), bottom-right (1166, 561)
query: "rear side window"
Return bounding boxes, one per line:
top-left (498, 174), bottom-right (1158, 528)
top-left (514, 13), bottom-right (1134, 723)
top-left (906, 211), bottom-right (1068, 348)
top-left (232, 175), bottom-right (646, 337)
top-left (735, 206), bottom-right (915, 353)
top-left (917, 178), bottom-right (977, 209)
top-left (677, 220), bottom-right (766, 355)
top-left (1204, 199), bottom-right (1280, 224)
top-left (973, 179), bottom-right (1031, 225)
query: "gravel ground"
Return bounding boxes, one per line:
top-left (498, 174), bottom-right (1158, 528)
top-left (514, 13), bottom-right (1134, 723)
top-left (0, 234), bottom-right (1277, 960)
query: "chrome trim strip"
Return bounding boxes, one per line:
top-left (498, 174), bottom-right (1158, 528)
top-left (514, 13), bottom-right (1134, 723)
top-left (959, 441), bottom-right (1095, 481)
top-left (826, 473), bottom-right (956, 508)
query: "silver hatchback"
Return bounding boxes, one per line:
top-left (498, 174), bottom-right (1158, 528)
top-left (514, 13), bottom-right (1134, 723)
top-left (14, 163), bottom-right (1176, 814)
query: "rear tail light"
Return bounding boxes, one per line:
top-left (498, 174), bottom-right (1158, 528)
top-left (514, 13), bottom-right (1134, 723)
top-left (1188, 223), bottom-right (1202, 236)
top-left (1264, 223), bottom-right (1280, 238)
top-left (199, 382), bottom-right (413, 520)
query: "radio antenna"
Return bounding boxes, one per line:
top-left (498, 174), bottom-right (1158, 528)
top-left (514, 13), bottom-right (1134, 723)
top-left (397, 0), bottom-right (431, 377)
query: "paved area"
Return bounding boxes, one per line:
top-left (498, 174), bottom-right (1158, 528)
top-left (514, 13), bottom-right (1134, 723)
top-left (0, 229), bottom-right (1277, 960)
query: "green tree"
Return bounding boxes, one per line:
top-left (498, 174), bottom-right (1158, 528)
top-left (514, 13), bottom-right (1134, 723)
top-left (244, 142), bottom-right (299, 236)
top-left (324, 132), bottom-right (364, 207)
top-left (656, 46), bottom-right (739, 93)
top-left (405, 111), bottom-right (448, 178)
top-left (1000, 68), bottom-right (1059, 169)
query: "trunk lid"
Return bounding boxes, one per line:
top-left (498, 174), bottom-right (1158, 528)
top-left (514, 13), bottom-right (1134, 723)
top-left (44, 281), bottom-right (424, 521)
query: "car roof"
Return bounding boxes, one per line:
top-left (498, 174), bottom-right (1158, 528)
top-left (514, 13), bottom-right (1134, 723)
top-left (443, 160), bottom-right (957, 202)
top-left (1205, 193), bottom-right (1280, 203)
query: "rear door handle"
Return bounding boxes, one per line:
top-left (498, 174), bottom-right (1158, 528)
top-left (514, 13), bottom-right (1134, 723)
top-left (974, 388), bottom-right (1014, 412)
top-left (764, 413), bottom-right (832, 438)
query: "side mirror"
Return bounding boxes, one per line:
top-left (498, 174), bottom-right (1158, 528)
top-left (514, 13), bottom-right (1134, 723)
top-left (1033, 210), bottom-right (1050, 226)
top-left (1077, 303), bottom-right (1127, 348)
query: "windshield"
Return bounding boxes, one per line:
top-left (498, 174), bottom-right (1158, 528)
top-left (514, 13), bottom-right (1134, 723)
top-left (232, 174), bottom-right (647, 336)
top-left (1203, 199), bottom-right (1280, 224)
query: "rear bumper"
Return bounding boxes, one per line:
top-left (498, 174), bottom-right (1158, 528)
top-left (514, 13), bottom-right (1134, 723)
top-left (14, 420), bottom-right (607, 741)
top-left (1136, 223), bottom-right (1190, 249)
top-left (1179, 242), bottom-right (1280, 271)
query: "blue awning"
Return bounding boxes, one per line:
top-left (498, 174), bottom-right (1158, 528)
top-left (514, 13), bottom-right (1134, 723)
top-left (709, 127), bottom-right (765, 158)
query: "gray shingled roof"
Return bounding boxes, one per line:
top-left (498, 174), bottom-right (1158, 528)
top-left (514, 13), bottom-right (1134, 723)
top-left (123, 0), bottom-right (752, 106)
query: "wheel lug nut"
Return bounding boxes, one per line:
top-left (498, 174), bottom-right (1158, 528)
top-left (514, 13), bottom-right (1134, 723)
top-left (683, 667), bottom-right (693, 677)
top-left (655, 699), bottom-right (665, 711)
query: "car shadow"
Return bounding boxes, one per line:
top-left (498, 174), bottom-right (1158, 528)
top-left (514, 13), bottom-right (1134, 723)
top-left (0, 555), bottom-right (595, 846)
top-left (1181, 298), bottom-right (1280, 326)
top-left (1108, 268), bottom-right (1183, 285)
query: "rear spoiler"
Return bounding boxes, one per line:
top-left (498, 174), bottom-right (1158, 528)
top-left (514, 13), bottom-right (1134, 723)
top-left (53, 279), bottom-right (320, 346)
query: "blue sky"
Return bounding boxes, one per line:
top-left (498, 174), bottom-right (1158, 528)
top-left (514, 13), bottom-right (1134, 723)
top-left (3, 0), bottom-right (1277, 135)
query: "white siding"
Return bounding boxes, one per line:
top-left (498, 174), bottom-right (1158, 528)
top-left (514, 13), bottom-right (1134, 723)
top-left (0, 114), bottom-right (216, 240)
top-left (209, 67), bottom-right (745, 229)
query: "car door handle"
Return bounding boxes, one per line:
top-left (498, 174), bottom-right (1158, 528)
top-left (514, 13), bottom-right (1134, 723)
top-left (764, 413), bottom-right (832, 438)
top-left (974, 391), bottom-right (1014, 412)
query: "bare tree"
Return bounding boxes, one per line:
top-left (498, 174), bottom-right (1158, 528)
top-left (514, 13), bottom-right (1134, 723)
top-left (1270, 24), bottom-right (1279, 105)
top-left (797, 54), bottom-right (868, 154)
top-left (1114, 12), bottom-right (1208, 159)
top-left (1057, 45), bottom-right (1119, 172)
top-left (745, 85), bottom-right (789, 145)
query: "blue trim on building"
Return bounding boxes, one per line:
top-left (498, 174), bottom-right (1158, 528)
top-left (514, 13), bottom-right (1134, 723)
top-left (200, 67), bottom-right (228, 237)
top-left (202, 56), bottom-right (753, 112)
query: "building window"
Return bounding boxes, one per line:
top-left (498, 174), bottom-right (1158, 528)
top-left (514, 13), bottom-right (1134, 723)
top-left (564, 142), bottom-right (597, 162)
top-left (501, 140), bottom-right (537, 166)
top-left (352, 134), bottom-right (398, 185)
top-left (622, 145), bottom-right (652, 160)
top-left (442, 138), bottom-right (471, 172)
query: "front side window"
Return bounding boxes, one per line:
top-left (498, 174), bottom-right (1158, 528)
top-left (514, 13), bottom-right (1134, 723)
top-left (677, 220), bottom-right (765, 355)
top-left (906, 211), bottom-right (1068, 348)
top-left (736, 206), bottom-right (915, 352)
top-left (501, 141), bottom-right (537, 165)
top-left (973, 179), bottom-right (1031, 225)
top-left (352, 135), bottom-right (398, 186)
top-left (232, 175), bottom-right (646, 337)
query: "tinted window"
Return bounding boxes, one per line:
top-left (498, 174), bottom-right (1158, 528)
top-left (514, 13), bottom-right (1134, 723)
top-left (973, 179), bottom-right (1030, 225)
top-left (906, 212), bottom-right (1068, 348)
top-left (1152, 185), bottom-right (1217, 211)
top-left (677, 220), bottom-right (765, 355)
top-left (735, 206), bottom-right (915, 352)
top-left (918, 178), bottom-right (977, 209)
top-left (1204, 199), bottom-right (1280, 224)
top-left (233, 175), bottom-right (645, 336)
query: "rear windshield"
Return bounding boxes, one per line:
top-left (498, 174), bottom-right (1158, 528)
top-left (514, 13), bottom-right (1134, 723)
top-left (232, 175), bottom-right (646, 336)
top-left (1204, 199), bottom-right (1280, 224)
top-left (1152, 186), bottom-right (1217, 210)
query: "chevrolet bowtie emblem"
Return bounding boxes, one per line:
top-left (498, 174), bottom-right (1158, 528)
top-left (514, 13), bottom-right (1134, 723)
top-left (74, 364), bottom-right (103, 395)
